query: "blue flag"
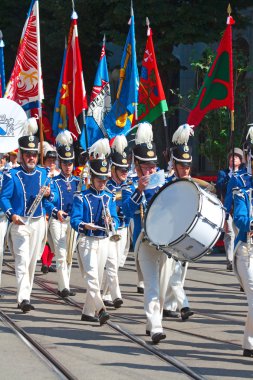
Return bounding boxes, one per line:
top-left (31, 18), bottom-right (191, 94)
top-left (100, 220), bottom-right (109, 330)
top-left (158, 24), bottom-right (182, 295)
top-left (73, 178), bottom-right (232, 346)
top-left (80, 38), bottom-right (111, 150)
top-left (103, 9), bottom-right (139, 139)
top-left (0, 31), bottom-right (6, 97)
top-left (52, 45), bottom-right (67, 137)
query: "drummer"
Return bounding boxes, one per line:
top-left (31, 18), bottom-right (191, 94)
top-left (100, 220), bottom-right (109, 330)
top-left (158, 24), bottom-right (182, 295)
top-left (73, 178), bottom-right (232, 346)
top-left (163, 128), bottom-right (194, 321)
top-left (122, 122), bottom-right (172, 344)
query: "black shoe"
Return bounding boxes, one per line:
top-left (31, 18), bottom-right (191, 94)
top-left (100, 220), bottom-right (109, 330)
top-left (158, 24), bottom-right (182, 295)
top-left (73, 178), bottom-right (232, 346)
top-left (243, 349), bottom-right (253, 357)
top-left (48, 266), bottom-right (56, 273)
top-left (146, 330), bottom-right (150, 336)
top-left (103, 300), bottom-right (114, 307)
top-left (19, 300), bottom-right (33, 313)
top-left (163, 310), bottom-right (180, 318)
top-left (81, 314), bottom-right (99, 322)
top-left (98, 309), bottom-right (110, 326)
top-left (137, 286), bottom-right (144, 294)
top-left (113, 298), bottom-right (123, 309)
top-left (227, 262), bottom-right (233, 271)
top-left (151, 332), bottom-right (166, 344)
top-left (68, 290), bottom-right (76, 296)
top-left (57, 288), bottom-right (70, 298)
top-left (181, 307), bottom-right (194, 321)
top-left (41, 265), bottom-right (49, 274)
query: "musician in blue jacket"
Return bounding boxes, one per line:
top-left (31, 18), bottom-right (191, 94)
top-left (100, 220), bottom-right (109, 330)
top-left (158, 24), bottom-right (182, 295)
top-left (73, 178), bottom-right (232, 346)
top-left (71, 138), bottom-right (119, 326)
top-left (0, 126), bottom-right (51, 313)
top-left (122, 122), bottom-right (171, 344)
top-left (233, 185), bottom-right (253, 358)
top-left (47, 131), bottom-right (80, 298)
top-left (219, 148), bottom-right (246, 270)
top-left (102, 135), bottom-right (130, 308)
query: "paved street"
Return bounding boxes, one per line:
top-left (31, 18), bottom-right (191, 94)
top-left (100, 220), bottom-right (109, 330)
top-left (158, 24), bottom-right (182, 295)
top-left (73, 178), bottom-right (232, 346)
top-left (0, 249), bottom-right (253, 380)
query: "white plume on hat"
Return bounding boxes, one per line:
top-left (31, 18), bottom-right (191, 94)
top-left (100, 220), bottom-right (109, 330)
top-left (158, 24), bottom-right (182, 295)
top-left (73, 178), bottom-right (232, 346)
top-left (56, 130), bottom-right (73, 147)
top-left (111, 135), bottom-right (128, 155)
top-left (89, 138), bottom-right (111, 159)
top-left (135, 122), bottom-right (153, 145)
top-left (172, 124), bottom-right (194, 145)
top-left (24, 117), bottom-right (38, 135)
top-left (246, 123), bottom-right (253, 144)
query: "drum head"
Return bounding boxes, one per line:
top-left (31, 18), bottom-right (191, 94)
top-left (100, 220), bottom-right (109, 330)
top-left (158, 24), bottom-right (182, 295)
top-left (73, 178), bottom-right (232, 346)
top-left (144, 179), bottom-right (199, 246)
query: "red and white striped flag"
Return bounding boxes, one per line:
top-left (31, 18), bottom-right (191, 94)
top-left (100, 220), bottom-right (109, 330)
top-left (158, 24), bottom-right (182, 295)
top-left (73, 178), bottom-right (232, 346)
top-left (5, 0), bottom-right (44, 111)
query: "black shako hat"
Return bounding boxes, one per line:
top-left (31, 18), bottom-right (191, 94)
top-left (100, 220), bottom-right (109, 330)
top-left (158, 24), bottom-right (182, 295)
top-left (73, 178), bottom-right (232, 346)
top-left (171, 144), bottom-right (192, 167)
top-left (56, 130), bottom-right (75, 163)
top-left (133, 122), bottom-right (157, 164)
top-left (89, 138), bottom-right (111, 180)
top-left (111, 135), bottom-right (129, 168)
top-left (18, 117), bottom-right (39, 153)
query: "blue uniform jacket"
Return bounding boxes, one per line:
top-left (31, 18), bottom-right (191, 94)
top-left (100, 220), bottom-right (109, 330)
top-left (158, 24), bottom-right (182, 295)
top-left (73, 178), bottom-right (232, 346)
top-left (233, 188), bottom-right (253, 245)
top-left (216, 168), bottom-right (230, 200)
top-left (48, 173), bottom-right (80, 219)
top-left (122, 180), bottom-right (165, 248)
top-left (70, 185), bottom-right (119, 238)
top-left (224, 167), bottom-right (251, 217)
top-left (106, 178), bottom-right (130, 228)
top-left (0, 165), bottom-right (52, 221)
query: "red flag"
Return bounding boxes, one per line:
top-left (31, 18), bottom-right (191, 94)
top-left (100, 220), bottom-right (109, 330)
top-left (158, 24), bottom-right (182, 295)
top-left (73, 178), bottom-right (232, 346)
top-left (59, 11), bottom-right (87, 136)
top-left (136, 25), bottom-right (168, 123)
top-left (5, 0), bottom-right (44, 110)
top-left (187, 16), bottom-right (235, 127)
top-left (30, 105), bottom-right (55, 144)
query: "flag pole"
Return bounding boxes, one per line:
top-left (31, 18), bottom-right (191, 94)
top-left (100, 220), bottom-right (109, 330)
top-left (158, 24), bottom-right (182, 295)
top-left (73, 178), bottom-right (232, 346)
top-left (227, 3), bottom-right (235, 170)
top-left (36, 0), bottom-right (44, 165)
top-left (0, 30), bottom-right (6, 97)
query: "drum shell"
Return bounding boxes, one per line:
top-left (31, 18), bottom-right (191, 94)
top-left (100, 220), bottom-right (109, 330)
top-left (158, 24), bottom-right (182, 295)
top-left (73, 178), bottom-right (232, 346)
top-left (144, 179), bottom-right (225, 262)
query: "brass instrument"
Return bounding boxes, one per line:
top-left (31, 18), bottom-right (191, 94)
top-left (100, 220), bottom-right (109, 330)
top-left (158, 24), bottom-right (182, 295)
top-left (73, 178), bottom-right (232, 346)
top-left (101, 197), bottom-right (121, 242)
top-left (23, 169), bottom-right (52, 226)
top-left (191, 177), bottom-right (216, 194)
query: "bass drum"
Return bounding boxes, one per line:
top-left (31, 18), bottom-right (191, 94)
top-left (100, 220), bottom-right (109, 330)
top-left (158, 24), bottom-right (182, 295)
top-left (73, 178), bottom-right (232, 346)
top-left (144, 179), bottom-right (225, 262)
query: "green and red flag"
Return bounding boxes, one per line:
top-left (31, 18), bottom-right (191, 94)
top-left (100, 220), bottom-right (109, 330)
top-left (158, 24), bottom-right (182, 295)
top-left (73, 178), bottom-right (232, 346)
top-left (136, 23), bottom-right (168, 124)
top-left (187, 15), bottom-right (235, 127)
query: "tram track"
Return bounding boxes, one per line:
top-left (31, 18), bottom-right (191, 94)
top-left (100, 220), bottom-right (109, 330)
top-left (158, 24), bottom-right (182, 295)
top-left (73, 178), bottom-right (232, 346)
top-left (0, 308), bottom-right (77, 380)
top-left (3, 260), bottom-right (208, 380)
top-left (3, 258), bottom-right (246, 379)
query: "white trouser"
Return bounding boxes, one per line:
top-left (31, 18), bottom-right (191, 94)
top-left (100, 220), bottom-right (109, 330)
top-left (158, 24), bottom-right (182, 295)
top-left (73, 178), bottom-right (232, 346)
top-left (164, 260), bottom-right (189, 311)
top-left (119, 226), bottom-right (130, 267)
top-left (224, 215), bottom-right (237, 262)
top-left (77, 236), bottom-right (109, 317)
top-left (0, 216), bottom-right (8, 288)
top-left (10, 217), bottom-right (46, 303)
top-left (134, 232), bottom-right (144, 288)
top-left (49, 218), bottom-right (76, 291)
top-left (138, 239), bottom-right (173, 336)
top-left (235, 242), bottom-right (253, 350)
top-left (102, 227), bottom-right (129, 301)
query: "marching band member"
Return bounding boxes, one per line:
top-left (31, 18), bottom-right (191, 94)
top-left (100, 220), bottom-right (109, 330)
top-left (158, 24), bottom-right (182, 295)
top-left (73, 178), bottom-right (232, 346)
top-left (8, 150), bottom-right (20, 168)
top-left (0, 155), bottom-right (8, 298)
top-left (163, 126), bottom-right (194, 320)
top-left (71, 138), bottom-right (119, 325)
top-left (46, 131), bottom-right (79, 297)
top-left (219, 148), bottom-right (244, 270)
top-left (233, 179), bottom-right (253, 358)
top-left (122, 122), bottom-right (171, 344)
top-left (102, 135), bottom-right (130, 308)
top-left (40, 141), bottom-right (60, 274)
top-left (0, 120), bottom-right (51, 312)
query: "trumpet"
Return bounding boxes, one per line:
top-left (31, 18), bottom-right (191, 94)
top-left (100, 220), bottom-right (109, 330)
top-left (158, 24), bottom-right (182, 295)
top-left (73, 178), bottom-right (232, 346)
top-left (101, 198), bottom-right (121, 242)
